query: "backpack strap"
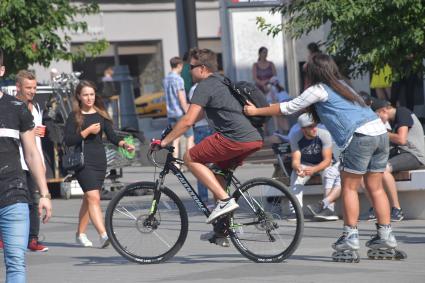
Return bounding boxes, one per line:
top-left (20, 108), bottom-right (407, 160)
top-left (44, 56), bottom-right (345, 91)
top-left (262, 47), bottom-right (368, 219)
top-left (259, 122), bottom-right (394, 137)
top-left (218, 75), bottom-right (247, 106)
top-left (221, 76), bottom-right (232, 87)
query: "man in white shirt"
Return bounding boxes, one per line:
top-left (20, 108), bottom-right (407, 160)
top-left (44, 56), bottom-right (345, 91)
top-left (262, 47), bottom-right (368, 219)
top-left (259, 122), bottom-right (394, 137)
top-left (16, 70), bottom-right (49, 252)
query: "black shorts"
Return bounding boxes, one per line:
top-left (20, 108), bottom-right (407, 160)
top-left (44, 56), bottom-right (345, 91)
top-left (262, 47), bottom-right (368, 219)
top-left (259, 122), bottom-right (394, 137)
top-left (388, 151), bottom-right (422, 172)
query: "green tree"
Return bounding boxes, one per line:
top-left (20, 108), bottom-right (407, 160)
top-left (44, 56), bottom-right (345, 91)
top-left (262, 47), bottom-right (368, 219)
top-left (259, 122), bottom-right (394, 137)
top-left (257, 0), bottom-right (425, 80)
top-left (0, 0), bottom-right (108, 75)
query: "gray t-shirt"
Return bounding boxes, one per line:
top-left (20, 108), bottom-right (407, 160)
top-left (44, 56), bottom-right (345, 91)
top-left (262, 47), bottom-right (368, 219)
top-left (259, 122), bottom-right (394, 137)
top-left (289, 127), bottom-right (333, 165)
top-left (191, 74), bottom-right (263, 142)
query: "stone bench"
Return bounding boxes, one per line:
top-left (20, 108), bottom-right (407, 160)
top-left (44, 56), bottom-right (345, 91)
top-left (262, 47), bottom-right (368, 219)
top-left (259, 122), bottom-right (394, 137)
top-left (247, 142), bottom-right (425, 219)
top-left (271, 164), bottom-right (425, 219)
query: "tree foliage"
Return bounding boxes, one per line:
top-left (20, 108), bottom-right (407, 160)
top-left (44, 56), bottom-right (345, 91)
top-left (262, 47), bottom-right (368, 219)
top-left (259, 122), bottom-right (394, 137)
top-left (257, 0), bottom-right (425, 80)
top-left (0, 0), bottom-right (108, 75)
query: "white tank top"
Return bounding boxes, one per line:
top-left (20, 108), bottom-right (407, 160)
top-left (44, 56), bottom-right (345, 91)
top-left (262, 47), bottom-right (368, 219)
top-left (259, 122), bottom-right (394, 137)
top-left (19, 103), bottom-right (45, 171)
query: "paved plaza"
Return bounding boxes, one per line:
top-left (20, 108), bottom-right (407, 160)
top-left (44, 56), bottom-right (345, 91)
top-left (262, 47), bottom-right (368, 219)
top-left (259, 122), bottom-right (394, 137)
top-left (1, 164), bottom-right (424, 283)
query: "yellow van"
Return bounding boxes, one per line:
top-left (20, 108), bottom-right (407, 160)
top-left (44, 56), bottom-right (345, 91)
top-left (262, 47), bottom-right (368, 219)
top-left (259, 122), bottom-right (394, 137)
top-left (135, 91), bottom-right (167, 118)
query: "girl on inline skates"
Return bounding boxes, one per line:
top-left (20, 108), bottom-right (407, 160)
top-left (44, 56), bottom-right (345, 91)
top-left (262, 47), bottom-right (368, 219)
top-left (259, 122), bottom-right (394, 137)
top-left (243, 54), bottom-right (406, 263)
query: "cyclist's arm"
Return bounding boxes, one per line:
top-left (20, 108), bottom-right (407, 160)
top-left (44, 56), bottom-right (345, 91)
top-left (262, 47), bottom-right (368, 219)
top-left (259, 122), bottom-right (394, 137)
top-left (161, 104), bottom-right (202, 147)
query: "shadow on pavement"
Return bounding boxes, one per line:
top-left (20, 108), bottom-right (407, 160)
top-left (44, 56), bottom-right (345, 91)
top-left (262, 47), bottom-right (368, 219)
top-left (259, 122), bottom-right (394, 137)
top-left (73, 256), bottom-right (131, 266)
top-left (170, 254), bottom-right (248, 264)
top-left (289, 254), bottom-right (333, 262)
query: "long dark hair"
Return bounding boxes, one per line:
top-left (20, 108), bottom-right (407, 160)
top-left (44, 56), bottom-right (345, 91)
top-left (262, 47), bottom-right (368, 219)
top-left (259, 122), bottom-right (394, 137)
top-left (258, 46), bottom-right (268, 61)
top-left (305, 54), bottom-right (366, 121)
top-left (72, 80), bottom-right (112, 131)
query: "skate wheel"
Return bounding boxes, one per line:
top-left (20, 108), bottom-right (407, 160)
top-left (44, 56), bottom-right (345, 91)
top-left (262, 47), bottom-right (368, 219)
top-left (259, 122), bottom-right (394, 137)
top-left (354, 257), bottom-right (360, 263)
top-left (331, 250), bottom-right (360, 263)
top-left (367, 248), bottom-right (407, 260)
top-left (394, 249), bottom-right (407, 260)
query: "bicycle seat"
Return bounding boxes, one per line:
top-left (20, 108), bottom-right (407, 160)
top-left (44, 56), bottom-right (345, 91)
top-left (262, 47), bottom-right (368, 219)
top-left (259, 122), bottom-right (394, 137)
top-left (209, 164), bottom-right (234, 178)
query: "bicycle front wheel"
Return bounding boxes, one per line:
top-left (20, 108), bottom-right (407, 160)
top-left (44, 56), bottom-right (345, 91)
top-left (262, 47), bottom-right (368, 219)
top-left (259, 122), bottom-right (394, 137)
top-left (230, 177), bottom-right (303, 263)
top-left (105, 182), bottom-right (188, 264)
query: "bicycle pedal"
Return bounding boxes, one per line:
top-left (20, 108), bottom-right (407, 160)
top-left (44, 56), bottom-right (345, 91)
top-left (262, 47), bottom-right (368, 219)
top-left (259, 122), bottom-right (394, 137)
top-left (208, 235), bottom-right (230, 247)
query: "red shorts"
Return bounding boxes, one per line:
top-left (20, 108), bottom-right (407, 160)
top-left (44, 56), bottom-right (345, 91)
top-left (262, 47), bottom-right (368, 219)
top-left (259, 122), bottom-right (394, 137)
top-left (189, 133), bottom-right (263, 169)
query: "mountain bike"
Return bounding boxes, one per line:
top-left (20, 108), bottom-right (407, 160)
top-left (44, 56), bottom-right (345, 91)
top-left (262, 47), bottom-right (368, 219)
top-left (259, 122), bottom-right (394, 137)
top-left (105, 135), bottom-right (303, 264)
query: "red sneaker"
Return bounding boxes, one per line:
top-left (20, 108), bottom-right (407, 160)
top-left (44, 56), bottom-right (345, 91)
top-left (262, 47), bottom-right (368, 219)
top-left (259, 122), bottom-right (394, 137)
top-left (28, 238), bottom-right (48, 252)
top-left (0, 239), bottom-right (3, 249)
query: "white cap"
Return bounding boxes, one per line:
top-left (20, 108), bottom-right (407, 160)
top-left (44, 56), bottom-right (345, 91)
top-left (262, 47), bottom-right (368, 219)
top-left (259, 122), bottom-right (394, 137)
top-left (297, 113), bottom-right (315, 128)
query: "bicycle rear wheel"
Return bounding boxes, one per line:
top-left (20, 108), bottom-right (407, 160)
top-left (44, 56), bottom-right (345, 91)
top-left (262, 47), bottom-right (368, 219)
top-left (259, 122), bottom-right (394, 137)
top-left (105, 181), bottom-right (188, 264)
top-left (230, 177), bottom-right (303, 263)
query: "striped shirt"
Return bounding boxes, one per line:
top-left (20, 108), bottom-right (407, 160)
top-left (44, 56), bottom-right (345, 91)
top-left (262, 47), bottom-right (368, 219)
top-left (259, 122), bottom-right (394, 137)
top-left (163, 71), bottom-right (185, 118)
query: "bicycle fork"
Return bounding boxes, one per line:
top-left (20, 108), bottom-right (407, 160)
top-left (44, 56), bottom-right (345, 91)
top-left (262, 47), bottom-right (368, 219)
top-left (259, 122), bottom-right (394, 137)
top-left (145, 176), bottom-right (165, 228)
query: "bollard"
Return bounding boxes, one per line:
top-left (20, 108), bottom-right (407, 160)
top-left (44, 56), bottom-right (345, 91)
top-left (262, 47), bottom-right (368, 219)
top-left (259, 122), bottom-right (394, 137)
top-left (112, 65), bottom-right (139, 130)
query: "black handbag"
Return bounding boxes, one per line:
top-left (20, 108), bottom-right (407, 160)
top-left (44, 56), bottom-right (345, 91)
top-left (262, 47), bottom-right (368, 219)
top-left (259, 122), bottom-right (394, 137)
top-left (62, 142), bottom-right (85, 172)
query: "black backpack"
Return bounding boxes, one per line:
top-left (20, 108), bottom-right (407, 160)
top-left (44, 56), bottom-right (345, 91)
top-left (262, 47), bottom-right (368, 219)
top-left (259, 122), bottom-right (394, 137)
top-left (222, 77), bottom-right (270, 128)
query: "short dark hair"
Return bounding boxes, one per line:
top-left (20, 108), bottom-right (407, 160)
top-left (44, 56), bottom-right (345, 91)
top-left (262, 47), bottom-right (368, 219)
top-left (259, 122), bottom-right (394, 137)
top-left (307, 42), bottom-right (320, 54)
top-left (0, 48), bottom-right (3, 66)
top-left (170, 57), bottom-right (183, 68)
top-left (190, 48), bottom-right (218, 72)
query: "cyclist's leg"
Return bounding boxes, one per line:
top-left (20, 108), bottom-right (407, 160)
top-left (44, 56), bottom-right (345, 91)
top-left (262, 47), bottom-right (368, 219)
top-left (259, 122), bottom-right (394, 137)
top-left (184, 152), bottom-right (228, 200)
top-left (184, 133), bottom-right (262, 223)
top-left (184, 133), bottom-right (261, 200)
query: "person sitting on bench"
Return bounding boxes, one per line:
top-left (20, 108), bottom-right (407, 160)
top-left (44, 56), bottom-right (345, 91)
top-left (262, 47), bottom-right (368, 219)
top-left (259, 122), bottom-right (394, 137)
top-left (288, 113), bottom-right (341, 221)
top-left (365, 98), bottom-right (425, 221)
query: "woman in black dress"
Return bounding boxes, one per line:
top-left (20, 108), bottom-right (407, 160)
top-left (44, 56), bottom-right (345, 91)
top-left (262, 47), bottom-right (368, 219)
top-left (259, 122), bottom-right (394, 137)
top-left (64, 80), bottom-right (134, 248)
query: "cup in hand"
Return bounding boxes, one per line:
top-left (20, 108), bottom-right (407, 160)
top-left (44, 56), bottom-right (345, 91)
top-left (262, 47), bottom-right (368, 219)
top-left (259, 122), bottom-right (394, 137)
top-left (36, 125), bottom-right (46, 138)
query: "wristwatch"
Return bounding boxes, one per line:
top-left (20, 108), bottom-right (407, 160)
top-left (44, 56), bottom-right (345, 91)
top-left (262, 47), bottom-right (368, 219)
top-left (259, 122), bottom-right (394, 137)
top-left (40, 193), bottom-right (51, 200)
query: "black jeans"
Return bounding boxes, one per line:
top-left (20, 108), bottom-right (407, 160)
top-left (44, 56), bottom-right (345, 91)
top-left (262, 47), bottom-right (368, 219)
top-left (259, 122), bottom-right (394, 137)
top-left (25, 171), bottom-right (40, 241)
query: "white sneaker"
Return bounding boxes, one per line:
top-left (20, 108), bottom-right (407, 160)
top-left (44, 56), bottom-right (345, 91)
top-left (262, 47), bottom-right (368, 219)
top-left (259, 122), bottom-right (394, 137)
top-left (206, 198), bottom-right (239, 224)
top-left (76, 233), bottom-right (93, 247)
top-left (99, 234), bottom-right (110, 249)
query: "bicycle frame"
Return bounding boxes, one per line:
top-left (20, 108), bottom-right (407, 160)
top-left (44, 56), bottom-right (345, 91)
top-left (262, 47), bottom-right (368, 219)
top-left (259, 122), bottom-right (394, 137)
top-left (149, 149), bottom-right (273, 230)
top-left (150, 150), bottom-right (209, 217)
top-left (149, 148), bottom-right (247, 219)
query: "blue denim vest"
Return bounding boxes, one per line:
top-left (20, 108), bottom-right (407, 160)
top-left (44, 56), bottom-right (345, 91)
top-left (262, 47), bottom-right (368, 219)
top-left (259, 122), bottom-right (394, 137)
top-left (314, 84), bottom-right (378, 148)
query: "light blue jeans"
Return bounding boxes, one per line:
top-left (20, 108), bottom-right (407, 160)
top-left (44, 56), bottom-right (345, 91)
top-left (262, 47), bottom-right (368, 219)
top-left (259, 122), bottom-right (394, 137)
top-left (194, 125), bottom-right (214, 202)
top-left (0, 203), bottom-right (30, 283)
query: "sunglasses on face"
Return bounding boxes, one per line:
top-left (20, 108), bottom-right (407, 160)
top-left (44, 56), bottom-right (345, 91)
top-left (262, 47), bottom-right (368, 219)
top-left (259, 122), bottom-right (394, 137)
top-left (190, 64), bottom-right (204, 70)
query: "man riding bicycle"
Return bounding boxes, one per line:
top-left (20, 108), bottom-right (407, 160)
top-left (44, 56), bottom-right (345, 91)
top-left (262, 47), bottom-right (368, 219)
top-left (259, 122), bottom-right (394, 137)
top-left (159, 48), bottom-right (264, 228)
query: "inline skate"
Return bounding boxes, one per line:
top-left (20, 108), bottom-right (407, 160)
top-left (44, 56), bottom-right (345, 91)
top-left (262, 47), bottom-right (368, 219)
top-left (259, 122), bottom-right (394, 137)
top-left (366, 224), bottom-right (407, 260)
top-left (332, 226), bottom-right (360, 263)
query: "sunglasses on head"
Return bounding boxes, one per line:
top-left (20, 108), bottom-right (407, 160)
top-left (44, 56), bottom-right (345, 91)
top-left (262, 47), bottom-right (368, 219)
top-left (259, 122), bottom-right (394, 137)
top-left (190, 64), bottom-right (204, 70)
